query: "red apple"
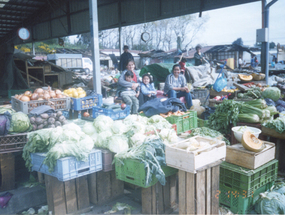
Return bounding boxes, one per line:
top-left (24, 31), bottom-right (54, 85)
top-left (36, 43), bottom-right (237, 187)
top-left (121, 103), bottom-right (126, 110)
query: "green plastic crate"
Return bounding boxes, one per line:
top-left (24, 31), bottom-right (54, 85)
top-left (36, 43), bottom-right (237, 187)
top-left (220, 159), bottom-right (278, 194)
top-left (219, 181), bottom-right (274, 214)
top-left (115, 158), bottom-right (178, 188)
top-left (8, 89), bottom-right (31, 99)
top-left (166, 110), bottom-right (197, 134)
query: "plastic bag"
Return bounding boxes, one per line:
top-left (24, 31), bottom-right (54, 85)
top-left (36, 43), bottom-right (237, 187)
top-left (213, 73), bottom-right (227, 92)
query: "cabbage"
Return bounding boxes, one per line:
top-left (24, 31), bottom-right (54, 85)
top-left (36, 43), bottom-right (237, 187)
top-left (108, 135), bottom-right (129, 153)
top-left (124, 115), bottom-right (148, 125)
top-left (90, 132), bottom-right (98, 145)
top-left (262, 87), bottom-right (281, 102)
top-left (93, 115), bottom-right (113, 132)
top-left (147, 115), bottom-right (172, 130)
top-left (159, 128), bottom-right (178, 144)
top-left (82, 122), bottom-right (97, 135)
top-left (9, 112), bottom-right (31, 133)
top-left (255, 191), bottom-right (285, 214)
top-left (111, 120), bottom-right (128, 134)
top-left (130, 133), bottom-right (147, 146)
top-left (95, 130), bottom-right (112, 148)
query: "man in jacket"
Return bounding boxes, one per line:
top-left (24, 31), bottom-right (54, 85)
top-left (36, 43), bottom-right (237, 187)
top-left (119, 45), bottom-right (134, 72)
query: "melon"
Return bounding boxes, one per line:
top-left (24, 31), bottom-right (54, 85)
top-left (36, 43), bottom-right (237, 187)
top-left (241, 130), bottom-right (265, 152)
top-left (252, 73), bottom-right (265, 81)
top-left (238, 74), bottom-right (253, 81)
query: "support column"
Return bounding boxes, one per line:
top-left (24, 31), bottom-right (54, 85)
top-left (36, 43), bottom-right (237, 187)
top-left (89, 0), bottom-right (102, 94)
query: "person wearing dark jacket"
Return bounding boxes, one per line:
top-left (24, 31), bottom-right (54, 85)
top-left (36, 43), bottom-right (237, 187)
top-left (194, 44), bottom-right (205, 66)
top-left (119, 45), bottom-right (134, 72)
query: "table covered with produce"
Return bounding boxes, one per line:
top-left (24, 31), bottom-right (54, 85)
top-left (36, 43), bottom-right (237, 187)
top-left (2, 76), bottom-right (285, 215)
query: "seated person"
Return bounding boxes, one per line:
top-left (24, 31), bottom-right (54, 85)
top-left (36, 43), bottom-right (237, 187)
top-left (116, 70), bottom-right (140, 114)
top-left (140, 73), bottom-right (157, 102)
top-left (164, 64), bottom-right (193, 109)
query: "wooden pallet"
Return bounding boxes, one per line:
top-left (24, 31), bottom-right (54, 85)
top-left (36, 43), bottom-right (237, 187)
top-left (0, 153), bottom-right (15, 191)
top-left (178, 163), bottom-right (220, 215)
top-left (88, 170), bottom-right (124, 205)
top-left (141, 174), bottom-right (178, 214)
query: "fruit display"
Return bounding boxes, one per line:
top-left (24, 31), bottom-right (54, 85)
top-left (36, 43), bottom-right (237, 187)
top-left (14, 87), bottom-right (66, 102)
top-left (63, 87), bottom-right (86, 98)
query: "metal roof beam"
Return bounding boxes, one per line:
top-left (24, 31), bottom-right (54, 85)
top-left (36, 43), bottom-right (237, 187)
top-left (0, 1), bottom-right (42, 8)
top-left (0, 7), bottom-right (35, 13)
top-left (0, 11), bottom-right (30, 17)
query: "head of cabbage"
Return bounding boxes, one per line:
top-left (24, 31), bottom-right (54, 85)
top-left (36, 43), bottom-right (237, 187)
top-left (9, 112), bottom-right (31, 133)
top-left (262, 87), bottom-right (281, 102)
top-left (93, 115), bottom-right (113, 132)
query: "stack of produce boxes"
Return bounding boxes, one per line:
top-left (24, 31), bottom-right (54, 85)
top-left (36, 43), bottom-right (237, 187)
top-left (220, 141), bottom-right (277, 214)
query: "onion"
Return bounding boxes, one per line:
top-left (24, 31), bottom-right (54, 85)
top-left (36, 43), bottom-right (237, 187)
top-left (55, 89), bottom-right (62, 95)
top-left (17, 94), bottom-right (23, 100)
top-left (15, 94), bottom-right (19, 99)
top-left (49, 91), bottom-right (56, 98)
top-left (38, 93), bottom-right (43, 99)
top-left (31, 93), bottom-right (38, 100)
top-left (24, 91), bottom-right (32, 97)
top-left (56, 94), bottom-right (63, 99)
top-left (43, 93), bottom-right (50, 100)
top-left (35, 88), bottom-right (44, 94)
top-left (20, 95), bottom-right (30, 102)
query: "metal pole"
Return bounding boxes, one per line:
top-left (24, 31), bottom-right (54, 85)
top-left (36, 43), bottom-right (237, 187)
top-left (89, 0), bottom-right (101, 94)
top-left (264, 1), bottom-right (269, 85)
top-left (32, 42), bottom-right (35, 55)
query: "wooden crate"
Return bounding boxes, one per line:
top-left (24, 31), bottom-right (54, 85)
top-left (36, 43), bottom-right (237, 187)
top-left (0, 153), bottom-right (15, 191)
top-left (88, 170), bottom-right (124, 205)
top-left (178, 162), bottom-right (220, 215)
top-left (226, 142), bottom-right (275, 170)
top-left (262, 126), bottom-right (285, 140)
top-left (165, 136), bottom-right (226, 173)
top-left (141, 174), bottom-right (177, 214)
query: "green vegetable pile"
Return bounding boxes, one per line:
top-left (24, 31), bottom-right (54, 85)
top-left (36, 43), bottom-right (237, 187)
top-left (263, 117), bottom-right (285, 133)
top-left (208, 99), bottom-right (277, 134)
top-left (237, 87), bottom-right (262, 99)
top-left (188, 127), bottom-right (230, 145)
top-left (114, 138), bottom-right (167, 186)
top-left (262, 87), bottom-right (281, 102)
top-left (9, 112), bottom-right (32, 133)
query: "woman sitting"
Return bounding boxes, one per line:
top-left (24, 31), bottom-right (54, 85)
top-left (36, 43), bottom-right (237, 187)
top-left (140, 73), bottom-right (157, 102)
top-left (164, 64), bottom-right (193, 109)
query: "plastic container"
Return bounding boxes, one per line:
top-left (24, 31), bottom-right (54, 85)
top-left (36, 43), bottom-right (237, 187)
top-left (71, 94), bottom-right (102, 111)
top-left (101, 149), bottom-right (115, 172)
top-left (191, 89), bottom-right (209, 105)
top-left (0, 133), bottom-right (27, 154)
top-left (92, 104), bottom-right (130, 120)
top-left (219, 181), bottom-right (274, 214)
top-left (231, 126), bottom-right (262, 143)
top-left (31, 149), bottom-right (102, 181)
top-left (166, 110), bottom-right (197, 134)
top-left (8, 89), bottom-right (31, 99)
top-left (220, 159), bottom-right (278, 194)
top-left (11, 96), bottom-right (71, 114)
top-left (115, 158), bottom-right (178, 188)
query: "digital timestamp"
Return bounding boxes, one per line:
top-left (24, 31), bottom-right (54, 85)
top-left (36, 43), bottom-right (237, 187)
top-left (215, 190), bottom-right (255, 199)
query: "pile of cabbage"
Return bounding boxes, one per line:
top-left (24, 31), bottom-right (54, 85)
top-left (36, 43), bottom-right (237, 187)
top-left (254, 181), bottom-right (285, 214)
top-left (23, 123), bottom-right (94, 172)
top-left (82, 114), bottom-right (177, 154)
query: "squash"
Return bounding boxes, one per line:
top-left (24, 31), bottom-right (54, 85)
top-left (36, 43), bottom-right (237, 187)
top-left (238, 74), bottom-right (253, 81)
top-left (252, 73), bottom-right (265, 81)
top-left (241, 130), bottom-right (265, 152)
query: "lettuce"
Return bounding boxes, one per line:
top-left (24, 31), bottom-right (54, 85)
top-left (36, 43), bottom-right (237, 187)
top-left (82, 122), bottom-right (97, 135)
top-left (262, 87), bottom-right (281, 102)
top-left (9, 112), bottom-right (31, 133)
top-left (93, 115), bottom-right (113, 132)
top-left (108, 135), bottom-right (129, 153)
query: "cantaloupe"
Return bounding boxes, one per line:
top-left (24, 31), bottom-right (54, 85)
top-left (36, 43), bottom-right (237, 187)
top-left (238, 74), bottom-right (253, 81)
top-left (252, 73), bottom-right (265, 81)
top-left (241, 130), bottom-right (265, 152)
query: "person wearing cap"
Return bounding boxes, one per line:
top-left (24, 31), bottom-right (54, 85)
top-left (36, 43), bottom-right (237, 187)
top-left (119, 45), bottom-right (134, 72)
top-left (194, 44), bottom-right (205, 66)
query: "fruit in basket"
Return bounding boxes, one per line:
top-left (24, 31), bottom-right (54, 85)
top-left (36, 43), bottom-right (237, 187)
top-left (83, 112), bottom-right (90, 117)
top-left (241, 130), bottom-right (265, 152)
top-left (73, 91), bottom-right (79, 98)
top-left (238, 74), bottom-right (253, 81)
top-left (63, 88), bottom-right (86, 98)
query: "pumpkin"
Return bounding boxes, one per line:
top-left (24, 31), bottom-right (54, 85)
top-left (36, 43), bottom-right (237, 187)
top-left (252, 73), bottom-right (265, 81)
top-left (238, 74), bottom-right (253, 81)
top-left (241, 130), bottom-right (265, 152)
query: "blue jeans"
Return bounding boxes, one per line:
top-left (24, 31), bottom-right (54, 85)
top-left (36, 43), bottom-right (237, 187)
top-left (167, 90), bottom-right (193, 109)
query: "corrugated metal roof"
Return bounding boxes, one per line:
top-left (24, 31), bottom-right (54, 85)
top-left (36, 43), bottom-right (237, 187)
top-left (0, 0), bottom-right (261, 47)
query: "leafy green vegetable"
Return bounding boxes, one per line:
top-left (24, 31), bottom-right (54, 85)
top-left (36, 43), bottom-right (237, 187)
top-left (264, 106), bottom-right (279, 116)
top-left (255, 191), bottom-right (285, 214)
top-left (263, 117), bottom-right (285, 133)
top-left (244, 99), bottom-right (267, 109)
top-left (262, 87), bottom-right (281, 102)
top-left (159, 128), bottom-right (178, 144)
top-left (187, 127), bottom-right (230, 145)
top-left (238, 87), bottom-right (262, 99)
top-left (207, 100), bottom-right (241, 134)
top-left (114, 138), bottom-right (167, 186)
top-left (93, 115), bottom-right (113, 132)
top-left (107, 135), bottom-right (129, 153)
top-left (9, 112), bottom-right (31, 133)
top-left (238, 114), bottom-right (260, 123)
top-left (147, 115), bottom-right (172, 130)
top-left (0, 107), bottom-right (15, 114)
